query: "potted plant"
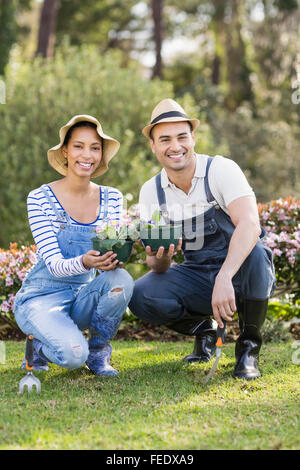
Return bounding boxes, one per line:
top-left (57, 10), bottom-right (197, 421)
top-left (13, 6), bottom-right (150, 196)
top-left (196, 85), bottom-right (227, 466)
top-left (91, 212), bottom-right (140, 263)
top-left (140, 210), bottom-right (182, 251)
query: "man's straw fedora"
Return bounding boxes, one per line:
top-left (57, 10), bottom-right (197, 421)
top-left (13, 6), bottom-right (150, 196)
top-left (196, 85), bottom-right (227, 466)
top-left (47, 115), bottom-right (120, 178)
top-left (142, 98), bottom-right (199, 139)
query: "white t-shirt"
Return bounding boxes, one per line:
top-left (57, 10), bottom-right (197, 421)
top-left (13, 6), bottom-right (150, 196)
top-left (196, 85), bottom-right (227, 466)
top-left (139, 154), bottom-right (255, 224)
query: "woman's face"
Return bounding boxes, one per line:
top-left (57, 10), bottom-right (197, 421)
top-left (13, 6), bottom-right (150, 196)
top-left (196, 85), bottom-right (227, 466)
top-left (63, 126), bottom-right (102, 178)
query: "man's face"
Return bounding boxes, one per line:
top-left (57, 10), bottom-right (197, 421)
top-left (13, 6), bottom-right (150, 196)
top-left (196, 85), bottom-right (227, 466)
top-left (149, 121), bottom-right (195, 173)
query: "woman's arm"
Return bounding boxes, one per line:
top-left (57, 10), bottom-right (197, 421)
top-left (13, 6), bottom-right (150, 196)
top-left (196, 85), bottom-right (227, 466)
top-left (27, 190), bottom-right (89, 277)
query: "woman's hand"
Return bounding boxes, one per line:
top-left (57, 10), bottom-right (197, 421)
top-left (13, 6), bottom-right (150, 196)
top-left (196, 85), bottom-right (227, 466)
top-left (82, 250), bottom-right (123, 270)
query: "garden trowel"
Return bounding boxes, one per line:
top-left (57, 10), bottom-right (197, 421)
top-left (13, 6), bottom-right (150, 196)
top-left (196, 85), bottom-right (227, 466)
top-left (19, 335), bottom-right (41, 394)
top-left (203, 320), bottom-right (226, 385)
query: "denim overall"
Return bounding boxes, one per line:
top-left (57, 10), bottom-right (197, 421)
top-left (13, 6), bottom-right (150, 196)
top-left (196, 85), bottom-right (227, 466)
top-left (14, 185), bottom-right (134, 371)
top-left (129, 157), bottom-right (276, 324)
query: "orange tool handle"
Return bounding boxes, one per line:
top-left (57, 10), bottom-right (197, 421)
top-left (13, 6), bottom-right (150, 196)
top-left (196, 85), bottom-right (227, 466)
top-left (216, 320), bottom-right (226, 347)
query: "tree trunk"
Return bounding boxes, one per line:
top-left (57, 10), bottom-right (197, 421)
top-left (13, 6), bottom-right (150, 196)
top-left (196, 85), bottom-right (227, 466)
top-left (36, 0), bottom-right (59, 58)
top-left (224, 0), bottom-right (255, 111)
top-left (211, 0), bottom-right (226, 86)
top-left (0, 0), bottom-right (17, 75)
top-left (151, 0), bottom-right (164, 79)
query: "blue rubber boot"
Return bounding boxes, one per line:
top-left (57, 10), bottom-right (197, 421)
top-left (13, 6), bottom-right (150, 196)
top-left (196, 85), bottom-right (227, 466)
top-left (86, 342), bottom-right (119, 377)
top-left (21, 338), bottom-right (49, 372)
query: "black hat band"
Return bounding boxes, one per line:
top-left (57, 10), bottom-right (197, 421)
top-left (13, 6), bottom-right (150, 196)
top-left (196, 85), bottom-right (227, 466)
top-left (150, 111), bottom-right (189, 125)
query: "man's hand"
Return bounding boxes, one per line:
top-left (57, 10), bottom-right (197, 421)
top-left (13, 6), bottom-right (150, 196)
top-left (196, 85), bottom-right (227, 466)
top-left (211, 272), bottom-right (236, 328)
top-left (145, 238), bottom-right (182, 273)
top-left (82, 250), bottom-right (123, 270)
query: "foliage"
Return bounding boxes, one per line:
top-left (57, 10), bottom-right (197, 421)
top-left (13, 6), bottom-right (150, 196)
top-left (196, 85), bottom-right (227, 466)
top-left (2, 197), bottom-right (299, 333)
top-left (56, 0), bottom-right (144, 55)
top-left (0, 0), bottom-right (17, 76)
top-left (261, 316), bottom-right (292, 343)
top-left (0, 243), bottom-right (36, 328)
top-left (0, 0), bottom-right (32, 75)
top-left (258, 197), bottom-right (300, 302)
top-left (92, 209), bottom-right (140, 242)
top-left (0, 43), bottom-right (181, 247)
top-left (268, 300), bottom-right (300, 321)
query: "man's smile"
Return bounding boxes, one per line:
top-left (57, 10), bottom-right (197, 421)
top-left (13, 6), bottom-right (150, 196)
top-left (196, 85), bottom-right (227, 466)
top-left (167, 152), bottom-right (185, 160)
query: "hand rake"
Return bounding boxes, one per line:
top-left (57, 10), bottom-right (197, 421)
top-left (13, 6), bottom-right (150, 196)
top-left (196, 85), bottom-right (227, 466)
top-left (203, 320), bottom-right (226, 385)
top-left (19, 335), bottom-right (41, 394)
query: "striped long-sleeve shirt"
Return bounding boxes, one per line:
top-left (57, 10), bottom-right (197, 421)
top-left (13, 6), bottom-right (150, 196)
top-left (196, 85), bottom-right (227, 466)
top-left (27, 184), bottom-right (123, 278)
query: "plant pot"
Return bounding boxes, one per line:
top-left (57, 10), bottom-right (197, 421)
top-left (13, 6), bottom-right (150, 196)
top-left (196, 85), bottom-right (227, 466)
top-left (92, 238), bottom-right (134, 263)
top-left (140, 224), bottom-right (182, 251)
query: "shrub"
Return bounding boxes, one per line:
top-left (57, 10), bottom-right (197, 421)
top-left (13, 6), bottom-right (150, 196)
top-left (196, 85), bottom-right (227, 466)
top-left (2, 199), bottom-right (299, 332)
top-left (258, 197), bottom-right (300, 302)
top-left (0, 243), bottom-right (37, 328)
top-left (1, 44), bottom-right (194, 247)
top-left (261, 316), bottom-right (292, 343)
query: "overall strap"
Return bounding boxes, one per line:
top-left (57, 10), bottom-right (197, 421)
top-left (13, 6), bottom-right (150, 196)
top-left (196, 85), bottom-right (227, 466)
top-left (204, 157), bottom-right (217, 204)
top-left (155, 174), bottom-right (172, 224)
top-left (41, 185), bottom-right (71, 224)
top-left (102, 186), bottom-right (109, 221)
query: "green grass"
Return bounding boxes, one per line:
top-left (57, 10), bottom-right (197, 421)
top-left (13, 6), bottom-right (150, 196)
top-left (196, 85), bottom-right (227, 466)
top-left (0, 340), bottom-right (299, 450)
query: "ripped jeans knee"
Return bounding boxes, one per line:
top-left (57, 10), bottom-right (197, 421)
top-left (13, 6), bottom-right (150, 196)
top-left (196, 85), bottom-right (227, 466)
top-left (59, 338), bottom-right (89, 369)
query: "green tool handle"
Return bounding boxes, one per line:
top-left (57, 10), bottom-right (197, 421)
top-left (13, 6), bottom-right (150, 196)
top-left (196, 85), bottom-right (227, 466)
top-left (25, 335), bottom-right (34, 370)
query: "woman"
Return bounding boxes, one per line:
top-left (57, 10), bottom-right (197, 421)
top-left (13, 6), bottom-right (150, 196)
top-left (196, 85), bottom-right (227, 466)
top-left (14, 115), bottom-right (134, 376)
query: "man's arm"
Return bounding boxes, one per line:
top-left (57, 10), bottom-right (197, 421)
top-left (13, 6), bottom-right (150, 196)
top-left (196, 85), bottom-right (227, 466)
top-left (212, 195), bottom-right (261, 327)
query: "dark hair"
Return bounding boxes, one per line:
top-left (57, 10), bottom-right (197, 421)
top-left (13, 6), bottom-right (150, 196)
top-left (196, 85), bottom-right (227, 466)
top-left (149, 120), bottom-right (193, 141)
top-left (63, 121), bottom-right (101, 146)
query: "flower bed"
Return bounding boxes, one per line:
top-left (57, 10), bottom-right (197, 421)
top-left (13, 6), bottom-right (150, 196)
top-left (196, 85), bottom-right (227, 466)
top-left (1, 199), bottom-right (299, 333)
top-left (258, 196), bottom-right (300, 303)
top-left (0, 243), bottom-right (37, 328)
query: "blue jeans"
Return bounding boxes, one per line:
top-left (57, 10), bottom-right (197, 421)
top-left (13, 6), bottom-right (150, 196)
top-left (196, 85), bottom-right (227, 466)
top-left (15, 269), bottom-right (134, 370)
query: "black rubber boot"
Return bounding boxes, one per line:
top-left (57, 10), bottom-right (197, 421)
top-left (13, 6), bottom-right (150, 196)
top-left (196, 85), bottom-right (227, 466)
top-left (183, 327), bottom-right (217, 363)
top-left (233, 298), bottom-right (268, 380)
top-left (165, 312), bottom-right (217, 363)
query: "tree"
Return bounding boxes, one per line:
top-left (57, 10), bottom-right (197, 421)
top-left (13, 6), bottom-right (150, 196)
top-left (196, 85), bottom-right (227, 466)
top-left (0, 0), bottom-right (31, 75)
top-left (36, 0), bottom-right (59, 57)
top-left (151, 0), bottom-right (164, 79)
top-left (55, 0), bottom-right (144, 57)
top-left (223, 0), bottom-right (255, 111)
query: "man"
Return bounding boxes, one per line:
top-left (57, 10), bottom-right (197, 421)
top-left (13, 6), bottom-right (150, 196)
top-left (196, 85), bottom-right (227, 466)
top-left (129, 99), bottom-right (275, 380)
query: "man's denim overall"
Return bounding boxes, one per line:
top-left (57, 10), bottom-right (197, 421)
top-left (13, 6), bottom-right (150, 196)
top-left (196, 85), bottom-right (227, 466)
top-left (129, 157), bottom-right (276, 324)
top-left (14, 185), bottom-right (134, 370)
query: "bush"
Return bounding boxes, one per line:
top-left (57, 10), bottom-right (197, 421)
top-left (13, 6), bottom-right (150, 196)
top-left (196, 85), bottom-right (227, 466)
top-left (0, 243), bottom-right (37, 328)
top-left (258, 197), bottom-right (300, 302)
top-left (261, 316), bottom-right (292, 343)
top-left (0, 44), bottom-right (202, 247)
top-left (2, 198), bottom-right (299, 332)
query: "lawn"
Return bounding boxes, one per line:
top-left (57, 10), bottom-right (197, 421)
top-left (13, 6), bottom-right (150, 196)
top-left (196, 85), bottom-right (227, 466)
top-left (0, 339), bottom-right (299, 450)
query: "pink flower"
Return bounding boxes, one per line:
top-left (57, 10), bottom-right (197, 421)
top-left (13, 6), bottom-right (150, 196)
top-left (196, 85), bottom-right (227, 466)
top-left (0, 301), bottom-right (10, 313)
top-left (5, 276), bottom-right (13, 287)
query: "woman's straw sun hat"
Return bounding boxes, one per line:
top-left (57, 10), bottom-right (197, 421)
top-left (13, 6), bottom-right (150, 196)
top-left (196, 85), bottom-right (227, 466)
top-left (47, 114), bottom-right (120, 178)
